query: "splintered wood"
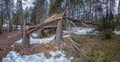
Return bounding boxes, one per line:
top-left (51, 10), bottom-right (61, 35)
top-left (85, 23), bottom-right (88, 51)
top-left (44, 14), bottom-right (63, 24)
top-left (26, 14), bottom-right (63, 34)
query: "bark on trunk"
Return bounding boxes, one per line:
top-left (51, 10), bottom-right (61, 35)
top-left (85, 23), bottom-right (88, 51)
top-left (9, 20), bottom-right (12, 32)
top-left (23, 30), bottom-right (30, 48)
top-left (56, 20), bottom-right (63, 46)
top-left (0, 20), bottom-right (2, 34)
top-left (0, 27), bottom-right (1, 34)
top-left (37, 29), bottom-right (43, 38)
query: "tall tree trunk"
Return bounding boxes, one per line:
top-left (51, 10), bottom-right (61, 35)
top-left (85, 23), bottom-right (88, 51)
top-left (0, 0), bottom-right (4, 34)
top-left (18, 0), bottom-right (23, 35)
top-left (5, 0), bottom-right (12, 32)
top-left (8, 0), bottom-right (12, 32)
top-left (118, 0), bottom-right (120, 14)
top-left (0, 19), bottom-right (2, 34)
top-left (17, 0), bottom-right (30, 47)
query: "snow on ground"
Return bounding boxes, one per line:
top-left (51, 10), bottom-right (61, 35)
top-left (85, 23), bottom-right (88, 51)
top-left (64, 27), bottom-right (94, 35)
top-left (16, 35), bottom-right (54, 44)
top-left (16, 27), bottom-right (94, 44)
top-left (7, 27), bottom-right (120, 62)
top-left (113, 30), bottom-right (120, 35)
top-left (16, 35), bottom-right (69, 44)
top-left (3, 24), bottom-right (9, 27)
top-left (71, 27), bottom-right (94, 35)
top-left (3, 24), bottom-right (21, 30)
top-left (31, 33), bottom-right (39, 37)
top-left (2, 51), bottom-right (74, 62)
top-left (16, 27), bottom-right (120, 45)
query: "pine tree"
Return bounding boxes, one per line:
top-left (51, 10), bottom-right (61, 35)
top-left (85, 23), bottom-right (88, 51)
top-left (97, 12), bottom-right (115, 39)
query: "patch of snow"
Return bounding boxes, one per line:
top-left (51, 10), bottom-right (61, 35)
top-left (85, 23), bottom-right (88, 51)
top-left (50, 51), bottom-right (65, 57)
top-left (2, 51), bottom-right (73, 62)
top-left (64, 27), bottom-right (94, 35)
top-left (71, 27), bottom-right (94, 35)
top-left (69, 56), bottom-right (74, 60)
top-left (63, 30), bottom-right (69, 34)
top-left (12, 25), bottom-right (21, 30)
top-left (17, 35), bottom-right (55, 44)
top-left (17, 25), bottom-right (21, 30)
top-left (3, 24), bottom-right (9, 27)
top-left (16, 34), bottom-right (69, 44)
top-left (31, 33), bottom-right (38, 37)
top-left (63, 35), bottom-right (69, 38)
top-left (11, 45), bottom-right (14, 47)
top-left (113, 30), bottom-right (120, 35)
top-left (30, 35), bottom-right (55, 44)
top-left (16, 39), bottom-right (22, 44)
top-left (16, 27), bottom-right (94, 44)
top-left (8, 36), bottom-right (11, 38)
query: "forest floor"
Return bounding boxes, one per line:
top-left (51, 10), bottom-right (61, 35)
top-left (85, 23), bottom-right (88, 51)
top-left (0, 31), bottom-right (21, 62)
top-left (72, 34), bottom-right (120, 62)
top-left (8, 34), bottom-right (120, 62)
top-left (1, 27), bottom-right (120, 62)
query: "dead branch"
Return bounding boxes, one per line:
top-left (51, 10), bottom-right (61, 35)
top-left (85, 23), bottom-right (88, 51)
top-left (65, 17), bottom-right (98, 25)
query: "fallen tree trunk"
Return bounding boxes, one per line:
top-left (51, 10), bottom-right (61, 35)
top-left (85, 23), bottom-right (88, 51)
top-left (22, 14), bottom-right (62, 47)
top-left (23, 13), bottom-right (98, 47)
top-left (26, 13), bottom-right (97, 34)
top-left (26, 26), bottom-right (57, 34)
top-left (64, 17), bottom-right (98, 25)
top-left (26, 14), bottom-right (63, 34)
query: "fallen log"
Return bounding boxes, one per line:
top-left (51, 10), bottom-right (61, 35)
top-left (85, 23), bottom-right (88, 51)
top-left (64, 17), bottom-right (98, 25)
top-left (26, 26), bottom-right (57, 34)
top-left (26, 14), bottom-right (63, 34)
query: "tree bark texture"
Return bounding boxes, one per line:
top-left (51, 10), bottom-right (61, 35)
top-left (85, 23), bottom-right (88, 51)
top-left (56, 19), bottom-right (63, 46)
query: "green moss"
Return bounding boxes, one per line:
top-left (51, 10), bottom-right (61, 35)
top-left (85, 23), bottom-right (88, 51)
top-left (97, 12), bottom-right (116, 39)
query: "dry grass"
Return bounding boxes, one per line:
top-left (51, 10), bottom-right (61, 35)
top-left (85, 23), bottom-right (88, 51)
top-left (72, 34), bottom-right (120, 62)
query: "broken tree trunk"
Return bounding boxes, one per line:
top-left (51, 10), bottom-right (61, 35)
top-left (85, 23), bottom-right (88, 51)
top-left (23, 13), bottom-right (97, 47)
top-left (26, 13), bottom-right (97, 34)
top-left (65, 17), bottom-right (98, 25)
top-left (56, 19), bottom-right (63, 46)
top-left (22, 26), bottom-right (57, 47)
top-left (23, 29), bottom-right (30, 48)
top-left (26, 14), bottom-right (63, 34)
top-left (55, 12), bottom-right (65, 46)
